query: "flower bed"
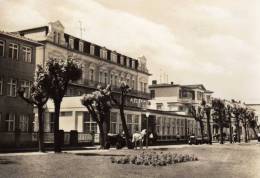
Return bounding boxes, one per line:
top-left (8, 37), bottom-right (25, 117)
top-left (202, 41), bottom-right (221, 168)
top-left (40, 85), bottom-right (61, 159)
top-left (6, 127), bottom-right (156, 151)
top-left (110, 151), bottom-right (198, 166)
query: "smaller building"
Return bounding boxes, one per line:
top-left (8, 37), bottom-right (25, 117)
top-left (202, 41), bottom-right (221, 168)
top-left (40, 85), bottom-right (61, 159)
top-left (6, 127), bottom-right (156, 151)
top-left (148, 80), bottom-right (213, 115)
top-left (0, 31), bottom-right (42, 133)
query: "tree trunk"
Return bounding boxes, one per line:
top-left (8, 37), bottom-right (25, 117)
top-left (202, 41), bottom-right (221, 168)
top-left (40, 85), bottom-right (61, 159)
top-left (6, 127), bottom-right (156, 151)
top-left (119, 105), bottom-right (132, 148)
top-left (205, 110), bottom-right (212, 144)
top-left (236, 118), bottom-right (241, 143)
top-left (199, 120), bottom-right (204, 142)
top-left (101, 112), bottom-right (110, 149)
top-left (54, 101), bottom-right (62, 153)
top-left (38, 107), bottom-right (45, 152)
top-left (220, 125), bottom-right (224, 144)
top-left (243, 124), bottom-right (248, 143)
top-left (99, 124), bottom-right (105, 149)
top-left (229, 117), bottom-right (232, 144)
top-left (252, 128), bottom-right (257, 139)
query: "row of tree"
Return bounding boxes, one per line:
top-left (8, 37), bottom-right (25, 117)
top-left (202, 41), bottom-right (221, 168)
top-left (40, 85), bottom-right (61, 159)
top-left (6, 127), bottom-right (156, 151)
top-left (19, 57), bottom-right (134, 152)
top-left (190, 98), bottom-right (258, 144)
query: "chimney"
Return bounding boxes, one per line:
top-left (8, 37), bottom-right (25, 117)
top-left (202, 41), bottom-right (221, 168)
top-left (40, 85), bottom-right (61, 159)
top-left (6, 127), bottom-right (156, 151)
top-left (152, 80), bottom-right (157, 85)
top-left (170, 81), bottom-right (174, 85)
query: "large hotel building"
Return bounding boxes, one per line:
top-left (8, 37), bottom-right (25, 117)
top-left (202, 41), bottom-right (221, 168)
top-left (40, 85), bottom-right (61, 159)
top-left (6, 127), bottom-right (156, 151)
top-left (1, 20), bottom-right (219, 148)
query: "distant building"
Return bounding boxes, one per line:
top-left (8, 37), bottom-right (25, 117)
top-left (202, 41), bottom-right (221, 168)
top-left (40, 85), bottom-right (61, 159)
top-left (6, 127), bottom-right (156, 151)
top-left (148, 80), bottom-right (213, 115)
top-left (0, 31), bottom-right (42, 133)
top-left (246, 104), bottom-right (260, 124)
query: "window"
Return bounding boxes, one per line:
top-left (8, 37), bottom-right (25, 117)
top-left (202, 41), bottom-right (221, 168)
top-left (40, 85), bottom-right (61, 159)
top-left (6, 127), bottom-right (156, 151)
top-left (144, 83), bottom-right (147, 93)
top-left (140, 82), bottom-right (143, 92)
top-left (100, 49), bottom-right (107, 59)
top-left (22, 46), bottom-right (32, 62)
top-left (0, 40), bottom-right (5, 57)
top-left (115, 75), bottom-right (118, 86)
top-left (99, 71), bottom-right (103, 83)
top-left (21, 80), bottom-right (30, 98)
top-left (132, 79), bottom-right (135, 90)
top-left (19, 114), bottom-right (29, 132)
top-left (110, 74), bottom-right (114, 85)
top-left (126, 114), bottom-right (139, 134)
top-left (171, 118), bottom-right (176, 135)
top-left (0, 77), bottom-right (3, 95)
top-left (69, 38), bottom-right (74, 49)
top-left (150, 90), bottom-right (155, 99)
top-left (165, 118), bottom-right (170, 135)
top-left (89, 68), bottom-right (94, 82)
top-left (176, 119), bottom-right (180, 135)
top-left (110, 112), bottom-right (117, 134)
top-left (111, 53), bottom-right (117, 62)
top-left (83, 112), bottom-right (97, 133)
top-left (104, 72), bottom-right (108, 84)
top-left (90, 45), bottom-right (95, 55)
top-left (5, 113), bottom-right (16, 131)
top-left (156, 103), bottom-right (163, 110)
top-left (50, 113), bottom-right (55, 132)
top-left (162, 117), bottom-right (166, 135)
top-left (197, 91), bottom-right (203, 100)
top-left (8, 43), bottom-right (18, 60)
top-left (120, 56), bottom-right (124, 65)
top-left (7, 78), bottom-right (17, 97)
top-left (156, 117), bottom-right (161, 135)
top-left (79, 41), bottom-right (84, 52)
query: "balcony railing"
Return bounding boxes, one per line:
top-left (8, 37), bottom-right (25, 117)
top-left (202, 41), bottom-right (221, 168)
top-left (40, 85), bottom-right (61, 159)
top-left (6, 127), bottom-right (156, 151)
top-left (71, 79), bottom-right (151, 99)
top-left (178, 97), bottom-right (193, 103)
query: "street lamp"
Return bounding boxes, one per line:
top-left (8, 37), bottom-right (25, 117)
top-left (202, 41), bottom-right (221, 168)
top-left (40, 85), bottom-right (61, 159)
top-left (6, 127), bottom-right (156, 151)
top-left (145, 111), bottom-right (150, 149)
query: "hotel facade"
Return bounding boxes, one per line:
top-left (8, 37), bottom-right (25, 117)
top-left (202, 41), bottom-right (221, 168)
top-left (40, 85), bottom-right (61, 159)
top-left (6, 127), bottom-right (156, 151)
top-left (17, 21), bottom-right (203, 144)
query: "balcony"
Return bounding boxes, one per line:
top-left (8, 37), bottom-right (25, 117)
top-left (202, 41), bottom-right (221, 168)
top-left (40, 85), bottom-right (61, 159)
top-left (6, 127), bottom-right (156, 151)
top-left (71, 79), bottom-right (151, 99)
top-left (178, 97), bottom-right (193, 103)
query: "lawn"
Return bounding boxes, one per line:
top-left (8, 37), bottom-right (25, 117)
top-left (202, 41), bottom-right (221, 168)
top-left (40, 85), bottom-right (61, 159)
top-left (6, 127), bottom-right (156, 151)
top-left (0, 144), bottom-right (260, 178)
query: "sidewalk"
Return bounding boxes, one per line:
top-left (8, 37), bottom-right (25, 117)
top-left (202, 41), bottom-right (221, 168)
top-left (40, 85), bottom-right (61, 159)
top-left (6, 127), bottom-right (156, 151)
top-left (1, 141), bottom-right (259, 157)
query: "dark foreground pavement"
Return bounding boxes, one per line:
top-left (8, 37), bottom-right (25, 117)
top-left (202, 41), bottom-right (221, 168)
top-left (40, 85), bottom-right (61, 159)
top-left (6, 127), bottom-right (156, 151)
top-left (0, 143), bottom-right (260, 178)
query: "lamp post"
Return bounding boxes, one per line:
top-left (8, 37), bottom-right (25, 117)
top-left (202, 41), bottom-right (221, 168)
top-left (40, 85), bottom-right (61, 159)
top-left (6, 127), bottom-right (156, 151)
top-left (145, 111), bottom-right (150, 149)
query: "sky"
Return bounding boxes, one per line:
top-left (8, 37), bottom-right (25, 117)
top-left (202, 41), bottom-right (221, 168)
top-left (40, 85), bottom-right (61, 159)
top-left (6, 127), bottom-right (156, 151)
top-left (0, 0), bottom-right (260, 103)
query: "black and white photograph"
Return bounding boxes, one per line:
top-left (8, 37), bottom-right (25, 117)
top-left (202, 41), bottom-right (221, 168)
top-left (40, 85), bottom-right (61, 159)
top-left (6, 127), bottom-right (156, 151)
top-left (0, 0), bottom-right (260, 178)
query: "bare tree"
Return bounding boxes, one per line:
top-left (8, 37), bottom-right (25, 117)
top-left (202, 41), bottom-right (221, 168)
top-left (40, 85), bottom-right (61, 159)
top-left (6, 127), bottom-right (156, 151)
top-left (18, 65), bottom-right (49, 152)
top-left (43, 57), bottom-right (82, 152)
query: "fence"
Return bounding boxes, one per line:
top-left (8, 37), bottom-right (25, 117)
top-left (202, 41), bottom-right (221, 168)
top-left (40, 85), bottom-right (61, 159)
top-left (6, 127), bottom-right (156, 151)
top-left (0, 131), bottom-right (93, 149)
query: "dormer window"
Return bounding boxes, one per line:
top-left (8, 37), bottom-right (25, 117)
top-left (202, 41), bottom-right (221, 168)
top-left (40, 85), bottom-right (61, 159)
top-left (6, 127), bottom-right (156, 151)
top-left (90, 45), bottom-right (95, 55)
top-left (111, 52), bottom-right (117, 63)
top-left (120, 56), bottom-right (124, 65)
top-left (69, 38), bottom-right (74, 49)
top-left (132, 60), bottom-right (135, 69)
top-left (100, 49), bottom-right (107, 59)
top-left (127, 58), bottom-right (130, 67)
top-left (79, 41), bottom-right (84, 52)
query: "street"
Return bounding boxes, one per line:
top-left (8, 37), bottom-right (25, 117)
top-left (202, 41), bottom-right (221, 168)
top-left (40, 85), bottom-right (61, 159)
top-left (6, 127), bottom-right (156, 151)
top-left (0, 142), bottom-right (259, 178)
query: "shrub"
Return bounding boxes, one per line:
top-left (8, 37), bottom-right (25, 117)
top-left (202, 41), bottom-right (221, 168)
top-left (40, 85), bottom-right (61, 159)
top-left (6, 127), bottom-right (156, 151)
top-left (110, 151), bottom-right (198, 167)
